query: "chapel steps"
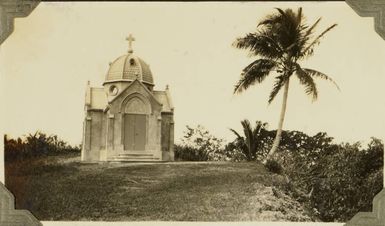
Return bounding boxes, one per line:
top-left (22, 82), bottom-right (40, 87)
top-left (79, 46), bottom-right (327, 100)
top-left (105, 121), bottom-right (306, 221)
top-left (107, 152), bottom-right (161, 162)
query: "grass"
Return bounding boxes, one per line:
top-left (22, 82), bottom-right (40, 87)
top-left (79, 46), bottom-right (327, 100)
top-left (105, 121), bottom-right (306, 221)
top-left (5, 156), bottom-right (316, 221)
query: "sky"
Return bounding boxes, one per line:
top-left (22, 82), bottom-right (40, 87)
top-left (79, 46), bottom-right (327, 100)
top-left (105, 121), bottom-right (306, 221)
top-left (1, 1), bottom-right (385, 147)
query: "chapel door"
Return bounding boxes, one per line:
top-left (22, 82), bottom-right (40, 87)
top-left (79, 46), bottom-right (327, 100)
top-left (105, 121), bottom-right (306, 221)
top-left (124, 114), bottom-right (146, 151)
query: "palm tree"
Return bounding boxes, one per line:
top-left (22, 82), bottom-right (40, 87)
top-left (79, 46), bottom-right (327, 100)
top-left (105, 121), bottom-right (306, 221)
top-left (233, 8), bottom-right (339, 161)
top-left (230, 120), bottom-right (268, 161)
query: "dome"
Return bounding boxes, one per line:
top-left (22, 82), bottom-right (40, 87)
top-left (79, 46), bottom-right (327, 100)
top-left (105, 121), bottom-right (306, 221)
top-left (104, 53), bottom-right (154, 86)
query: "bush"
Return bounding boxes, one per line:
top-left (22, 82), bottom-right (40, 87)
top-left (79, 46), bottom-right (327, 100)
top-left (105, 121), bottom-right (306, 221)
top-left (265, 159), bottom-right (283, 174)
top-left (281, 136), bottom-right (383, 222)
top-left (4, 132), bottom-right (81, 162)
top-left (223, 142), bottom-right (248, 162)
top-left (308, 141), bottom-right (383, 221)
top-left (175, 125), bottom-right (226, 161)
top-left (174, 144), bottom-right (210, 161)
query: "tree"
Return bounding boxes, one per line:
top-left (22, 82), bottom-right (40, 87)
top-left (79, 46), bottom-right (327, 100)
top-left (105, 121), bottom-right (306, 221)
top-left (229, 120), bottom-right (268, 161)
top-left (233, 8), bottom-right (339, 160)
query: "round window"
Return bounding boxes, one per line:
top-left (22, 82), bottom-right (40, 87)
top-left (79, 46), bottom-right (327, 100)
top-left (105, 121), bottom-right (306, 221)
top-left (109, 85), bottom-right (119, 96)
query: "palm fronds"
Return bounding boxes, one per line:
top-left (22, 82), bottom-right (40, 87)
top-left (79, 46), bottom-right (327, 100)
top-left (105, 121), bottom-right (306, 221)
top-left (303, 68), bottom-right (340, 90)
top-left (234, 7), bottom-right (338, 104)
top-left (229, 120), bottom-right (268, 161)
top-left (295, 64), bottom-right (318, 101)
top-left (234, 59), bottom-right (277, 93)
top-left (268, 75), bottom-right (288, 104)
top-left (301, 23), bottom-right (338, 58)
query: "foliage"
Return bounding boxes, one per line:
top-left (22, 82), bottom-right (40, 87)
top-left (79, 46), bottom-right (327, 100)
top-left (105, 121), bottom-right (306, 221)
top-left (225, 122), bottom-right (383, 222)
top-left (264, 159), bottom-right (283, 174)
top-left (175, 125), bottom-right (226, 161)
top-left (232, 7), bottom-right (339, 159)
top-left (310, 140), bottom-right (383, 221)
top-left (4, 132), bottom-right (81, 162)
top-left (229, 120), bottom-right (269, 161)
top-left (223, 142), bottom-right (248, 162)
top-left (279, 135), bottom-right (383, 222)
top-left (233, 7), bottom-right (338, 100)
top-left (5, 127), bottom-right (383, 222)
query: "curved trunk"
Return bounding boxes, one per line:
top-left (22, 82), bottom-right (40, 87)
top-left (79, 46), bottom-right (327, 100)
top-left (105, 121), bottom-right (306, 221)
top-left (266, 79), bottom-right (290, 160)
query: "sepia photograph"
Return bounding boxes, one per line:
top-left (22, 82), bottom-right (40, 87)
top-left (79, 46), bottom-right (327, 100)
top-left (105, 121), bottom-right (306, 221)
top-left (1, 1), bottom-right (384, 224)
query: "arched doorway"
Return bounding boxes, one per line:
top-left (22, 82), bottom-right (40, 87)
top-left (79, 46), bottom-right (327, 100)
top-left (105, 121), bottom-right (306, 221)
top-left (122, 96), bottom-right (150, 151)
top-left (124, 114), bottom-right (146, 150)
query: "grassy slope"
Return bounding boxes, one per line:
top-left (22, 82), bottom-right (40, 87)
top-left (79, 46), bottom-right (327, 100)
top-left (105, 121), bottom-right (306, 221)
top-left (5, 158), bottom-right (315, 221)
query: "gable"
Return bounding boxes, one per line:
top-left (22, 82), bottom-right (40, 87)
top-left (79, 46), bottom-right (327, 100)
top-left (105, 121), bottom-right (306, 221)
top-left (153, 91), bottom-right (174, 113)
top-left (108, 79), bottom-right (162, 113)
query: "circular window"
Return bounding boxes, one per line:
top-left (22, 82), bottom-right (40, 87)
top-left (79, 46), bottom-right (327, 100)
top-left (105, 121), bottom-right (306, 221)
top-left (109, 85), bottom-right (119, 96)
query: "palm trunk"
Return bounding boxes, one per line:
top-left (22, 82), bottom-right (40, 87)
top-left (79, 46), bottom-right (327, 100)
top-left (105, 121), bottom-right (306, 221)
top-left (266, 79), bottom-right (290, 161)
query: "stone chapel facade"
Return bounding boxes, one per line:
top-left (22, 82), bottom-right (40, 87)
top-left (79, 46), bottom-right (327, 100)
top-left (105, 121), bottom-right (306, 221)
top-left (81, 36), bottom-right (174, 162)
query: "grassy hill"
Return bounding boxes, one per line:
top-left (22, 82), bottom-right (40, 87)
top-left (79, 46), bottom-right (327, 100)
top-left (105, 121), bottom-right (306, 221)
top-left (5, 157), bottom-right (316, 221)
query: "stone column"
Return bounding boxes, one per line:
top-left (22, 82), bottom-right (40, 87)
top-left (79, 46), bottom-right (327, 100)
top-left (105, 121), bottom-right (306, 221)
top-left (155, 115), bottom-right (162, 159)
top-left (114, 113), bottom-right (124, 151)
top-left (107, 114), bottom-right (115, 151)
top-left (157, 116), bottom-right (162, 146)
top-left (81, 116), bottom-right (92, 161)
top-left (169, 120), bottom-right (175, 160)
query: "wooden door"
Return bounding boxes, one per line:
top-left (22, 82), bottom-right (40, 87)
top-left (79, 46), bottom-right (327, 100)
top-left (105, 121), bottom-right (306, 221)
top-left (124, 114), bottom-right (146, 151)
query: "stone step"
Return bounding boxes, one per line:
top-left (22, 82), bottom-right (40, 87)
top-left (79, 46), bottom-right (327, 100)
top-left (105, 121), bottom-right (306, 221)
top-left (117, 153), bottom-right (153, 157)
top-left (107, 157), bottom-right (160, 162)
top-left (114, 156), bottom-right (159, 160)
top-left (108, 152), bottom-right (160, 162)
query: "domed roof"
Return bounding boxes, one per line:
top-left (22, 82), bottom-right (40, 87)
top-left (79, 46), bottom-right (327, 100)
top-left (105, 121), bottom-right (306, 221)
top-left (104, 53), bottom-right (154, 85)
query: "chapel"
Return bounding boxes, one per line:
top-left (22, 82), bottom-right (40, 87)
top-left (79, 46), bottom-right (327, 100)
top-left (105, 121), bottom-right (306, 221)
top-left (81, 35), bottom-right (175, 162)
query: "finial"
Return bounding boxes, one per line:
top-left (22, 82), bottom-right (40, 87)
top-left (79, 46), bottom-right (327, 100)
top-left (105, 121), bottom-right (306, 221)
top-left (166, 84), bottom-right (169, 90)
top-left (126, 34), bottom-right (135, 54)
top-left (87, 80), bottom-right (90, 86)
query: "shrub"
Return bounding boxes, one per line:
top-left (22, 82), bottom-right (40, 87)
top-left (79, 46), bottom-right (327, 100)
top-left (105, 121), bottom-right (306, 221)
top-left (175, 125), bottom-right (226, 161)
top-left (223, 142), bottom-right (248, 162)
top-left (281, 136), bottom-right (383, 222)
top-left (174, 144), bottom-right (210, 161)
top-left (308, 141), bottom-right (383, 221)
top-left (265, 159), bottom-right (283, 174)
top-left (4, 132), bottom-right (81, 162)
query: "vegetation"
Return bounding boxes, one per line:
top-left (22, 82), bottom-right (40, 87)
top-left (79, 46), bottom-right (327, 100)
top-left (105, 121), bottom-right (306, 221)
top-left (5, 161), bottom-right (314, 221)
top-left (4, 132), bottom-right (80, 162)
top-left (264, 159), bottom-right (283, 174)
top-left (280, 137), bottom-right (383, 221)
top-left (233, 8), bottom-right (339, 160)
top-left (2, 7), bottom-right (381, 223)
top-left (175, 123), bottom-right (383, 222)
top-left (3, 128), bottom-right (383, 222)
top-left (229, 120), bottom-right (268, 161)
top-left (175, 125), bottom-right (227, 161)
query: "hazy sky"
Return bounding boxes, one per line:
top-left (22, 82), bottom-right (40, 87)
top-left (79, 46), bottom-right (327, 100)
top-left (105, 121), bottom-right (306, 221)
top-left (1, 2), bottom-right (385, 146)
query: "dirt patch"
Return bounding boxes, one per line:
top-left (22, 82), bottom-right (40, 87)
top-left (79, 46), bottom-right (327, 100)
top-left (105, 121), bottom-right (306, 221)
top-left (239, 183), bottom-right (313, 221)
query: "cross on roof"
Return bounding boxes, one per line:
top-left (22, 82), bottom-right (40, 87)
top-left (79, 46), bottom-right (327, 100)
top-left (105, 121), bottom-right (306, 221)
top-left (126, 34), bottom-right (135, 53)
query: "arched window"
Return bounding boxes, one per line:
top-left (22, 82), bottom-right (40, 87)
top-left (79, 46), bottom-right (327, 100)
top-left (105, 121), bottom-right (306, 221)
top-left (124, 96), bottom-right (150, 114)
